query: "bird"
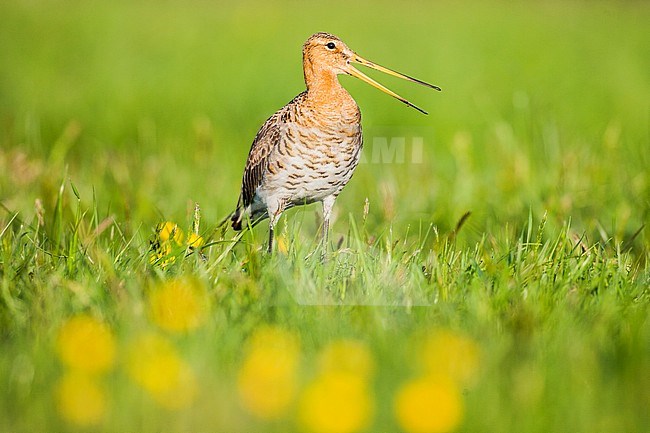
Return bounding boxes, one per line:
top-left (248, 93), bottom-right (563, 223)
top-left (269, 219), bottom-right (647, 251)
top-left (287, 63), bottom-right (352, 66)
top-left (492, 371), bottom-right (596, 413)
top-left (230, 32), bottom-right (440, 253)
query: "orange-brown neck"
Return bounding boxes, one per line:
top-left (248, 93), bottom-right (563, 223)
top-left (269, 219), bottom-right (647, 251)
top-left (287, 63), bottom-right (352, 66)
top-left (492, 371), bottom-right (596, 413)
top-left (303, 56), bottom-right (357, 113)
top-left (303, 55), bottom-right (339, 89)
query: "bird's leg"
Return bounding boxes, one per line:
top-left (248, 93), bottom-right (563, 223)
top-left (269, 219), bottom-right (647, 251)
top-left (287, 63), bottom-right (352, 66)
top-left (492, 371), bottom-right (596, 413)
top-left (268, 226), bottom-right (274, 254)
top-left (321, 196), bottom-right (336, 256)
top-left (267, 203), bottom-right (283, 254)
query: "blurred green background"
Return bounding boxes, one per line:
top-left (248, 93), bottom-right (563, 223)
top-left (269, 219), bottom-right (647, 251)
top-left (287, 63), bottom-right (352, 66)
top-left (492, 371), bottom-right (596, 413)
top-left (1, 1), bottom-right (649, 432)
top-left (2, 0), bottom-right (648, 242)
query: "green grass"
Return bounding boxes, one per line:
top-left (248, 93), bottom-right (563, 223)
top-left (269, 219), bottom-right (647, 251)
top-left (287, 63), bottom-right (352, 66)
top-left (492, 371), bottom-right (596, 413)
top-left (1, 0), bottom-right (649, 431)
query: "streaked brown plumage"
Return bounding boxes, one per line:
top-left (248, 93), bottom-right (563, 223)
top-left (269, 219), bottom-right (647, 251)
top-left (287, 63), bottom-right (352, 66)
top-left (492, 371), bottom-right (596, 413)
top-left (231, 32), bottom-right (440, 252)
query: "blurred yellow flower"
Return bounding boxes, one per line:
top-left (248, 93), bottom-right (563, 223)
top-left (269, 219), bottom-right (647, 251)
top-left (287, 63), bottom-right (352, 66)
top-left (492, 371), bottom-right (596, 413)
top-left (148, 278), bottom-right (208, 333)
top-left (186, 232), bottom-right (204, 249)
top-left (56, 314), bottom-right (116, 374)
top-left (126, 333), bottom-right (198, 410)
top-left (299, 372), bottom-right (373, 433)
top-left (237, 326), bottom-right (300, 420)
top-left (394, 376), bottom-right (463, 433)
top-left (317, 339), bottom-right (375, 379)
top-left (157, 221), bottom-right (184, 245)
top-left (55, 372), bottom-right (107, 426)
top-left (276, 235), bottom-right (288, 255)
top-left (419, 330), bottom-right (480, 387)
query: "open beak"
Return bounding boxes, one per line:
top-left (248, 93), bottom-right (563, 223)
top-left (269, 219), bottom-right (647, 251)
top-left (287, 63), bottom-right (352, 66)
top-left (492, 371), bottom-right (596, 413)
top-left (346, 53), bottom-right (441, 115)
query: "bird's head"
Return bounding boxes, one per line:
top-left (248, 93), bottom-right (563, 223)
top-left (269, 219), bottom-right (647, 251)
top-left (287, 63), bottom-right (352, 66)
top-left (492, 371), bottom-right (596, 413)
top-left (302, 32), bottom-right (440, 114)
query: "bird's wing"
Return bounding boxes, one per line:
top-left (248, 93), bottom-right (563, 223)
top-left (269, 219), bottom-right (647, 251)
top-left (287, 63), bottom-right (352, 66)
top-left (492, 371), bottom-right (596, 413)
top-left (239, 110), bottom-right (283, 208)
top-left (238, 92), bottom-right (306, 208)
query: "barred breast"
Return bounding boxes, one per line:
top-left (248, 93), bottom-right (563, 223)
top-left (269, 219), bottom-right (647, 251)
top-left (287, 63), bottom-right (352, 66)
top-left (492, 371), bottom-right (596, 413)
top-left (255, 90), bottom-right (363, 212)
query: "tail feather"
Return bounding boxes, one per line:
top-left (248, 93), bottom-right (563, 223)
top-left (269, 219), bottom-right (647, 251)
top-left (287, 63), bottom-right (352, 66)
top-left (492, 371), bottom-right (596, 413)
top-left (223, 201), bottom-right (269, 232)
top-left (231, 207), bottom-right (244, 231)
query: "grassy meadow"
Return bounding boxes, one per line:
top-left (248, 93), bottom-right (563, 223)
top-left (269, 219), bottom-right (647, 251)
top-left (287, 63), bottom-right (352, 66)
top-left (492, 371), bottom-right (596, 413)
top-left (1, 0), bottom-right (649, 431)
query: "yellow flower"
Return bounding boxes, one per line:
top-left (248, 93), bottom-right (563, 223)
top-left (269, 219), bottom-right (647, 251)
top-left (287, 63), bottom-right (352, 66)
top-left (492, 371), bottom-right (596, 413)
top-left (186, 232), bottom-right (204, 249)
top-left (157, 221), bottom-right (184, 245)
top-left (150, 222), bottom-right (185, 269)
top-left (237, 326), bottom-right (300, 420)
top-left (149, 241), bottom-right (172, 263)
top-left (419, 330), bottom-right (480, 387)
top-left (55, 372), bottom-right (107, 426)
top-left (298, 372), bottom-right (373, 433)
top-left (126, 333), bottom-right (198, 410)
top-left (148, 278), bottom-right (208, 333)
top-left (394, 376), bottom-right (463, 433)
top-left (276, 235), bottom-right (288, 255)
top-left (56, 315), bottom-right (116, 374)
top-left (317, 339), bottom-right (375, 379)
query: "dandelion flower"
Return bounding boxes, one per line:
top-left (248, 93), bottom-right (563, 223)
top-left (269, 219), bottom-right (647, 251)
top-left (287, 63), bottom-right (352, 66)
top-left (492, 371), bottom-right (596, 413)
top-left (157, 221), bottom-right (184, 245)
top-left (237, 326), bottom-right (300, 420)
top-left (126, 333), bottom-right (197, 410)
top-left (276, 235), bottom-right (288, 255)
top-left (394, 376), bottom-right (463, 433)
top-left (186, 232), bottom-right (204, 249)
top-left (299, 372), bottom-right (373, 433)
top-left (317, 339), bottom-right (375, 379)
top-left (150, 222), bottom-right (186, 268)
top-left (148, 278), bottom-right (208, 333)
top-left (419, 330), bottom-right (480, 386)
top-left (56, 315), bottom-right (116, 374)
top-left (149, 242), bottom-right (173, 265)
top-left (55, 372), bottom-right (107, 426)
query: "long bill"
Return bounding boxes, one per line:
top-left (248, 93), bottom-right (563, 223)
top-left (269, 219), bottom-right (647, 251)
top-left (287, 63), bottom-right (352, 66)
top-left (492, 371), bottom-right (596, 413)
top-left (346, 53), bottom-right (441, 115)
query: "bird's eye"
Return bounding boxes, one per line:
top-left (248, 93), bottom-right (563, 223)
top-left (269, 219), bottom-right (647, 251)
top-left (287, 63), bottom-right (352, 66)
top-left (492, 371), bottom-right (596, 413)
top-left (326, 42), bottom-right (336, 50)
